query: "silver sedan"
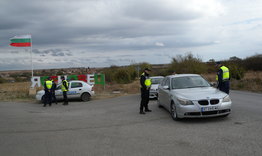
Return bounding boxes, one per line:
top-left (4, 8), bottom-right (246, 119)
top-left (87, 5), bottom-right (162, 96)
top-left (158, 74), bottom-right (232, 120)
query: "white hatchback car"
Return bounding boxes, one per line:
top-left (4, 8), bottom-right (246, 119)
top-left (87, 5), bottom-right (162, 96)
top-left (36, 80), bottom-right (95, 102)
top-left (149, 76), bottom-right (164, 98)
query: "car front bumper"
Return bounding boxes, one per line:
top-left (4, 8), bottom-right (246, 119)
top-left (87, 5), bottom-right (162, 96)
top-left (176, 101), bottom-right (232, 118)
top-left (36, 93), bottom-right (43, 101)
top-left (149, 91), bottom-right (158, 98)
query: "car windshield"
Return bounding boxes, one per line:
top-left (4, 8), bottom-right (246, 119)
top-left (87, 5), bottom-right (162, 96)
top-left (172, 76), bottom-right (210, 89)
top-left (151, 78), bottom-right (163, 84)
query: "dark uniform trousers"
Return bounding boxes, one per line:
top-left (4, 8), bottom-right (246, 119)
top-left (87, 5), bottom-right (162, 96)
top-left (140, 88), bottom-right (150, 111)
top-left (51, 91), bottom-right (57, 104)
top-left (218, 81), bottom-right (230, 94)
top-left (63, 91), bottom-right (68, 105)
top-left (44, 90), bottom-right (52, 106)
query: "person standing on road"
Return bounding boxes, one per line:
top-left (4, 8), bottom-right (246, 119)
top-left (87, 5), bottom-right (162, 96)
top-left (51, 79), bottom-right (58, 104)
top-left (139, 68), bottom-right (152, 114)
top-left (43, 77), bottom-right (53, 107)
top-left (216, 62), bottom-right (230, 94)
top-left (61, 76), bottom-right (69, 105)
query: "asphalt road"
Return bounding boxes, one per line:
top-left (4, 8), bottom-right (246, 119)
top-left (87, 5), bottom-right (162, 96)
top-left (0, 90), bottom-right (262, 156)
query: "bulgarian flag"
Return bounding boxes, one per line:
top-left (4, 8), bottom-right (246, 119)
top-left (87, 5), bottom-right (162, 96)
top-left (10, 35), bottom-right (31, 47)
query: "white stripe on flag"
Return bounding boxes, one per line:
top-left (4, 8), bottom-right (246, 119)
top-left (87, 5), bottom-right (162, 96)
top-left (11, 34), bottom-right (31, 39)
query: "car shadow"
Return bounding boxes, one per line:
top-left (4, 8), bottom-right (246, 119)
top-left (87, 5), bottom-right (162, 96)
top-left (158, 106), bottom-right (230, 124)
top-left (36, 99), bottom-right (91, 104)
top-left (176, 115), bottom-right (230, 124)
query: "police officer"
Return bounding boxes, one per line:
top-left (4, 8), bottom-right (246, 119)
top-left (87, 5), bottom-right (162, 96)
top-left (61, 76), bottom-right (69, 105)
top-left (139, 68), bottom-right (152, 114)
top-left (43, 77), bottom-right (53, 107)
top-left (216, 62), bottom-right (230, 94)
top-left (51, 79), bottom-right (58, 104)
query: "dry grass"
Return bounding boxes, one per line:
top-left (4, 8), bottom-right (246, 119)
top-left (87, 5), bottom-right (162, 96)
top-left (1, 71), bottom-right (261, 102)
top-left (0, 82), bottom-right (33, 101)
top-left (202, 71), bottom-right (262, 93)
top-left (92, 80), bottom-right (140, 100)
top-left (0, 80), bottom-right (141, 101)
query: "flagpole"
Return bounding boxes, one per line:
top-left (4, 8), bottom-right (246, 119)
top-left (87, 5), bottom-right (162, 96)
top-left (30, 35), bottom-right (34, 78)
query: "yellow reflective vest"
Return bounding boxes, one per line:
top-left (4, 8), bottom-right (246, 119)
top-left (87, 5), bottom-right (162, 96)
top-left (61, 80), bottom-right (69, 92)
top-left (141, 73), bottom-right (152, 88)
top-left (45, 80), bottom-right (52, 89)
top-left (216, 66), bottom-right (230, 81)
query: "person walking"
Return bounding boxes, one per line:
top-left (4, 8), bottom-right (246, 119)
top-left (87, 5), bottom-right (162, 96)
top-left (43, 77), bottom-right (53, 107)
top-left (61, 76), bottom-right (69, 105)
top-left (139, 68), bottom-right (152, 114)
top-left (216, 62), bottom-right (230, 94)
top-left (51, 79), bottom-right (58, 104)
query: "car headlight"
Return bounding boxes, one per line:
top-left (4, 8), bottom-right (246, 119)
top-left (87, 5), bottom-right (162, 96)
top-left (222, 95), bottom-right (231, 102)
top-left (177, 98), bottom-right (194, 105)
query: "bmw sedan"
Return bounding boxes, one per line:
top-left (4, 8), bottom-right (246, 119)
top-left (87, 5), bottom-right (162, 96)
top-left (36, 80), bottom-right (95, 102)
top-left (158, 74), bottom-right (232, 120)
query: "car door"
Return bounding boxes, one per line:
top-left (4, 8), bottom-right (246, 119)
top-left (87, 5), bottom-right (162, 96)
top-left (158, 77), bottom-right (167, 105)
top-left (55, 84), bottom-right (63, 100)
top-left (162, 77), bottom-right (171, 108)
top-left (68, 82), bottom-right (83, 99)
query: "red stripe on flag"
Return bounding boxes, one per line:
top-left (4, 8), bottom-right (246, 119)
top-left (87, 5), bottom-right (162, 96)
top-left (10, 42), bottom-right (31, 47)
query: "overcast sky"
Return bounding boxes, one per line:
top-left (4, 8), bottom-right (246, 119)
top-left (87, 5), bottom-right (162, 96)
top-left (0, 0), bottom-right (262, 71)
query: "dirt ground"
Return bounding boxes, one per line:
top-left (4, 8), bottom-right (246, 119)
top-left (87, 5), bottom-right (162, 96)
top-left (0, 71), bottom-right (261, 101)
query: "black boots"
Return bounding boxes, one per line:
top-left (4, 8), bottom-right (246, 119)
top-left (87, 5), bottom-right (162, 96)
top-left (140, 109), bottom-right (152, 114)
top-left (140, 111), bottom-right (146, 115)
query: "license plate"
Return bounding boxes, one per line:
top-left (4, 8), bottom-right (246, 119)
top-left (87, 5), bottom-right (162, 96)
top-left (201, 106), bottom-right (218, 112)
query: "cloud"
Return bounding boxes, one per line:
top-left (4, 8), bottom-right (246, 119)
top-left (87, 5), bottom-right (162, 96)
top-left (0, 0), bottom-right (261, 70)
top-left (33, 49), bottom-right (73, 57)
top-left (155, 42), bottom-right (165, 47)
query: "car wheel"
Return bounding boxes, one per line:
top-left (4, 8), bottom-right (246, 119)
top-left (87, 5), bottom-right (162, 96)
top-left (170, 102), bottom-right (180, 121)
top-left (81, 92), bottom-right (91, 102)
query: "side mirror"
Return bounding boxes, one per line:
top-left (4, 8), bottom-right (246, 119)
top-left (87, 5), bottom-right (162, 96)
top-left (163, 85), bottom-right (170, 90)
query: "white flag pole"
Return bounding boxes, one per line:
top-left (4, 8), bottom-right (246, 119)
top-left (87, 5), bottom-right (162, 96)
top-left (30, 35), bottom-right (34, 78)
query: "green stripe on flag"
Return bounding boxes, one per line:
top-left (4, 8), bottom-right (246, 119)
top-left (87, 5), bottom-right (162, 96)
top-left (10, 38), bottom-right (31, 43)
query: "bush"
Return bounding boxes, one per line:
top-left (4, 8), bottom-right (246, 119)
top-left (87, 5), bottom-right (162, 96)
top-left (167, 53), bottom-right (208, 74)
top-left (0, 77), bottom-right (7, 83)
top-left (114, 69), bottom-right (131, 84)
top-left (243, 54), bottom-right (262, 71)
top-left (225, 64), bottom-right (245, 80)
top-left (103, 65), bottom-right (119, 83)
top-left (102, 65), bottom-right (139, 84)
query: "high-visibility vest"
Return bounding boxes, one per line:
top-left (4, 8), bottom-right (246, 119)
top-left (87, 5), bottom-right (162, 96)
top-left (221, 66), bottom-right (230, 80)
top-left (216, 66), bottom-right (230, 81)
top-left (61, 80), bottom-right (69, 92)
top-left (141, 73), bottom-right (152, 87)
top-left (45, 80), bottom-right (52, 89)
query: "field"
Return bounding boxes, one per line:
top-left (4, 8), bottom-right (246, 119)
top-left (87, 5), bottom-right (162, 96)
top-left (0, 71), bottom-right (261, 101)
top-left (202, 71), bottom-right (262, 92)
top-left (0, 80), bottom-right (141, 101)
